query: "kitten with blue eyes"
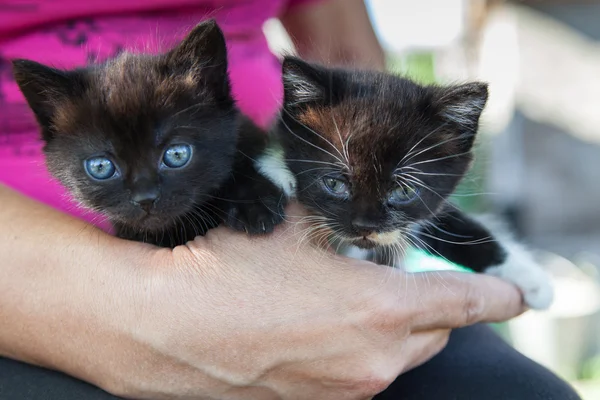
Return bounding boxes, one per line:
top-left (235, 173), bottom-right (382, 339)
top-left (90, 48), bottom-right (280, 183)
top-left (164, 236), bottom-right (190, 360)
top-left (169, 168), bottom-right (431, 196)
top-left (257, 56), bottom-right (553, 310)
top-left (12, 20), bottom-right (285, 247)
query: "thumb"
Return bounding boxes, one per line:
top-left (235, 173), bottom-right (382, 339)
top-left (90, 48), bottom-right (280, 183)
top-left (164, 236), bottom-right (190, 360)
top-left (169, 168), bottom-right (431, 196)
top-left (399, 271), bottom-right (525, 331)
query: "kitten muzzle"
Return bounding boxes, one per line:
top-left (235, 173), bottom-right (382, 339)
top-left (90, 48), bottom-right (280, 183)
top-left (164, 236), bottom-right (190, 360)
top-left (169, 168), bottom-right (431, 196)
top-left (351, 237), bottom-right (379, 249)
top-left (349, 230), bottom-right (401, 249)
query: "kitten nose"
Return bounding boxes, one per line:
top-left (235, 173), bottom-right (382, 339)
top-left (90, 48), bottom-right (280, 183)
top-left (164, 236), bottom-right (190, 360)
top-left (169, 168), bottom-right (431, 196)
top-left (131, 189), bottom-right (160, 212)
top-left (352, 219), bottom-right (378, 237)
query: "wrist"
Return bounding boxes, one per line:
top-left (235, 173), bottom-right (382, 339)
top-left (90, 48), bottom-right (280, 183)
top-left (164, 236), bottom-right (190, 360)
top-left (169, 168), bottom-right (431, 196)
top-left (6, 229), bottom-right (162, 393)
top-left (97, 243), bottom-right (226, 398)
top-left (71, 239), bottom-right (169, 395)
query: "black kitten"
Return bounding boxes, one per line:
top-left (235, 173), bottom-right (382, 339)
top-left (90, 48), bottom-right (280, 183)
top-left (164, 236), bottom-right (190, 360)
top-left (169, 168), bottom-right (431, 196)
top-left (257, 56), bottom-right (552, 309)
top-left (13, 20), bottom-right (285, 248)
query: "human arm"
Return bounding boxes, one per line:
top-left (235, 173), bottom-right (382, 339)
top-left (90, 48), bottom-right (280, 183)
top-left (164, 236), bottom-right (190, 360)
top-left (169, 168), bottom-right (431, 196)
top-left (0, 184), bottom-right (161, 391)
top-left (280, 0), bottom-right (386, 70)
top-left (0, 184), bottom-right (523, 399)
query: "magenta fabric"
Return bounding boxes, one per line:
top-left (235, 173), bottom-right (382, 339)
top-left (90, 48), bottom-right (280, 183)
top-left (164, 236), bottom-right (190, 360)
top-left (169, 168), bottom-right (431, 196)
top-left (0, 0), bottom-right (320, 230)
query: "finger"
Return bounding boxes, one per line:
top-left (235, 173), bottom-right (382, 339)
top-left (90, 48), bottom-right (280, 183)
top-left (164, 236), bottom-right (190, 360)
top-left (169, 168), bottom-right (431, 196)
top-left (404, 271), bottom-right (524, 331)
top-left (400, 329), bottom-right (451, 373)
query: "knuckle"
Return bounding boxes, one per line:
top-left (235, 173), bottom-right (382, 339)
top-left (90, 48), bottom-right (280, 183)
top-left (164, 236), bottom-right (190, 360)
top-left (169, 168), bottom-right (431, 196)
top-left (461, 284), bottom-right (486, 325)
top-left (352, 365), bottom-right (396, 397)
top-left (367, 362), bottom-right (397, 393)
top-left (363, 294), bottom-right (404, 335)
top-left (202, 227), bottom-right (227, 243)
top-left (170, 244), bottom-right (200, 271)
top-left (434, 330), bottom-right (451, 353)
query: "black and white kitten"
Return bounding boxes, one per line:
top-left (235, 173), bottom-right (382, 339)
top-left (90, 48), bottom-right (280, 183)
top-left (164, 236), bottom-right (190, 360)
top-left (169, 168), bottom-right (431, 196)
top-left (13, 20), bottom-right (284, 248)
top-left (257, 56), bottom-right (553, 310)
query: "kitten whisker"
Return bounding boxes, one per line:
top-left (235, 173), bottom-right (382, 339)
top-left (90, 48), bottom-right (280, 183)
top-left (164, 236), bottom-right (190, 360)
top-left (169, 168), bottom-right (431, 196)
top-left (284, 159), bottom-right (342, 168)
top-left (191, 205), bottom-right (220, 229)
top-left (399, 122), bottom-right (450, 165)
top-left (294, 224), bottom-right (324, 253)
top-left (404, 150), bottom-right (473, 168)
top-left (400, 132), bottom-right (471, 167)
top-left (194, 193), bottom-right (256, 204)
top-left (329, 108), bottom-right (350, 166)
top-left (285, 107), bottom-right (347, 165)
top-left (394, 176), bottom-right (443, 222)
top-left (400, 176), bottom-right (484, 221)
top-left (400, 229), bottom-right (464, 293)
top-left (449, 192), bottom-right (497, 197)
top-left (168, 101), bottom-right (220, 120)
top-left (305, 197), bottom-right (340, 218)
top-left (280, 114), bottom-right (347, 168)
top-left (416, 230), bottom-right (494, 246)
top-left (183, 212), bottom-right (202, 239)
top-left (419, 220), bottom-right (480, 239)
top-left (398, 169), bottom-right (465, 178)
top-left (397, 175), bottom-right (453, 211)
top-left (294, 166), bottom-right (342, 177)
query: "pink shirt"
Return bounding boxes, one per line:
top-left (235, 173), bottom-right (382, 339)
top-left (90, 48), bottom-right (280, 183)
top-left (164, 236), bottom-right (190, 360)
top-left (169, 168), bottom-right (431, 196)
top-left (0, 0), bottom-right (318, 229)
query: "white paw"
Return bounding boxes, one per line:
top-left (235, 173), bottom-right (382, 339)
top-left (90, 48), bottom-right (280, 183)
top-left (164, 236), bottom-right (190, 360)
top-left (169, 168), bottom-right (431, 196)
top-left (485, 244), bottom-right (554, 310)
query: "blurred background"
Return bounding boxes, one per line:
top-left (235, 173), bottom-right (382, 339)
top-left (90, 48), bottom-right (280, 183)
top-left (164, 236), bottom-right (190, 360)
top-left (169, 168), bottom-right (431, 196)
top-left (265, 0), bottom-right (600, 397)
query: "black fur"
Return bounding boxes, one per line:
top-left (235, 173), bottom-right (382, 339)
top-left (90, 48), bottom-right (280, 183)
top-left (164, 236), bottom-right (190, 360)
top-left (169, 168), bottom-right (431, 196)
top-left (414, 205), bottom-right (507, 272)
top-left (271, 56), bottom-right (508, 272)
top-left (223, 116), bottom-right (287, 234)
top-left (12, 20), bottom-right (283, 248)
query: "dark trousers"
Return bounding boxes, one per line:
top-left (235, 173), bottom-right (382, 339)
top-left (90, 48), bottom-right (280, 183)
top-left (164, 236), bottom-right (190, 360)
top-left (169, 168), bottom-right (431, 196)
top-left (0, 325), bottom-right (581, 400)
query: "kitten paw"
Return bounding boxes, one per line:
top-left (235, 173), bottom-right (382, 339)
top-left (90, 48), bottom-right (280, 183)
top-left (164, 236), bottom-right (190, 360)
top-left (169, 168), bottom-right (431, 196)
top-left (485, 246), bottom-right (554, 310)
top-left (225, 197), bottom-right (285, 235)
top-left (223, 161), bottom-right (288, 235)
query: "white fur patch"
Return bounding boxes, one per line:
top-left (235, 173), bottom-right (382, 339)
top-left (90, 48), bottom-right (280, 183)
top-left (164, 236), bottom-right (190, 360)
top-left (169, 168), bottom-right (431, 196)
top-left (345, 246), bottom-right (372, 261)
top-left (255, 146), bottom-right (297, 198)
top-left (475, 215), bottom-right (554, 310)
top-left (368, 230), bottom-right (401, 246)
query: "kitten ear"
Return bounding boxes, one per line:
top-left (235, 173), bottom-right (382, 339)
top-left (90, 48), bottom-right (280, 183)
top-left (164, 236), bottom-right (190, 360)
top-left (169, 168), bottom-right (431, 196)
top-left (12, 59), bottom-right (83, 141)
top-left (168, 19), bottom-right (227, 67)
top-left (166, 19), bottom-right (230, 98)
top-left (435, 82), bottom-right (489, 131)
top-left (282, 56), bottom-right (331, 109)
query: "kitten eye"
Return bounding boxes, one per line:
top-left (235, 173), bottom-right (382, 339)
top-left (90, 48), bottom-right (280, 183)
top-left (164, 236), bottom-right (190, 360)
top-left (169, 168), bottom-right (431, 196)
top-left (322, 177), bottom-right (349, 197)
top-left (388, 185), bottom-right (419, 206)
top-left (84, 157), bottom-right (117, 180)
top-left (163, 144), bottom-right (192, 168)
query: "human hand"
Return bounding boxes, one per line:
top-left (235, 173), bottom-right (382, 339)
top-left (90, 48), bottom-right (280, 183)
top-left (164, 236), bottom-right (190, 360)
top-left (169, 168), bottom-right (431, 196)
top-left (103, 204), bottom-right (523, 400)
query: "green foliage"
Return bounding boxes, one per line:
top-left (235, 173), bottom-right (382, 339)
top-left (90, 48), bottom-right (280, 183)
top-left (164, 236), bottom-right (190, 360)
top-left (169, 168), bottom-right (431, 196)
top-left (387, 52), bottom-right (436, 85)
top-left (581, 355), bottom-right (600, 381)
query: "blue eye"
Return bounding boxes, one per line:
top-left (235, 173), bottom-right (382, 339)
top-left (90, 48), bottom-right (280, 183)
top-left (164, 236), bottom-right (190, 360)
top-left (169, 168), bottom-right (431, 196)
top-left (323, 177), bottom-right (349, 197)
top-left (84, 157), bottom-right (117, 180)
top-left (388, 185), bottom-right (419, 206)
top-left (163, 144), bottom-right (192, 168)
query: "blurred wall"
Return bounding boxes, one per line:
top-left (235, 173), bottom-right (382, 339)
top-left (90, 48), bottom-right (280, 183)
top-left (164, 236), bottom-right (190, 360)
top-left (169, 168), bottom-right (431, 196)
top-left (494, 3), bottom-right (600, 262)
